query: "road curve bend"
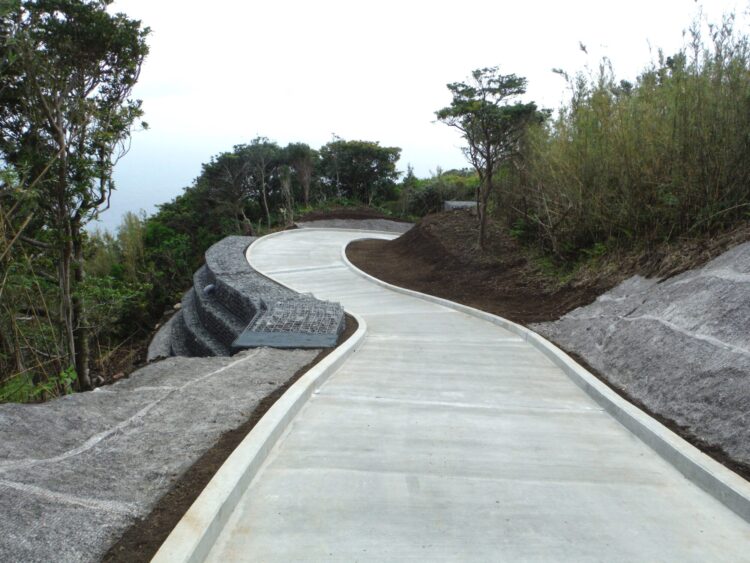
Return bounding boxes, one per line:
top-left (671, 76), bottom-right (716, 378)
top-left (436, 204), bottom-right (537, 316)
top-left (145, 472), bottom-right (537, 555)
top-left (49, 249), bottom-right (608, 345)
top-left (207, 229), bottom-right (749, 561)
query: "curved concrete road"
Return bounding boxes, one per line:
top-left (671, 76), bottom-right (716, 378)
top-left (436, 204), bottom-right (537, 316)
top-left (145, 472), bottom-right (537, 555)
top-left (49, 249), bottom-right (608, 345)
top-left (206, 229), bottom-right (750, 561)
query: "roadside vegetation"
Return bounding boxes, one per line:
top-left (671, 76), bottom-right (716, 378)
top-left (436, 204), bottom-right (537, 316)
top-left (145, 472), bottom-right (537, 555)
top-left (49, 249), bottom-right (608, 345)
top-left (2, 2), bottom-right (748, 403)
top-left (488, 15), bottom-right (750, 261)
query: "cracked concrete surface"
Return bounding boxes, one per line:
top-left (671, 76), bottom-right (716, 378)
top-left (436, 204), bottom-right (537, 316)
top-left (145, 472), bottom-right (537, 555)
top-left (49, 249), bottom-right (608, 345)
top-left (534, 241), bottom-right (750, 467)
top-left (0, 347), bottom-right (318, 563)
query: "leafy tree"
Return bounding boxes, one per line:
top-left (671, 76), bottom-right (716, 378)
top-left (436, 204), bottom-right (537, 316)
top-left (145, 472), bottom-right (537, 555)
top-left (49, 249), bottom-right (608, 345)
top-left (319, 139), bottom-right (401, 204)
top-left (436, 67), bottom-right (545, 248)
top-left (285, 142), bottom-right (318, 206)
top-left (200, 148), bottom-right (255, 235)
top-left (0, 0), bottom-right (149, 388)
top-left (244, 137), bottom-right (281, 229)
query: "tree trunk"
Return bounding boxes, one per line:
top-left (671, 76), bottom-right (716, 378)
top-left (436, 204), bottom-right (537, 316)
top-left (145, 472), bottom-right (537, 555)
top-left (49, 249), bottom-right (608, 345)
top-left (72, 231), bottom-right (90, 390)
top-left (260, 169), bottom-right (271, 230)
top-left (58, 234), bottom-right (76, 372)
top-left (478, 164), bottom-right (493, 249)
top-left (303, 176), bottom-right (310, 207)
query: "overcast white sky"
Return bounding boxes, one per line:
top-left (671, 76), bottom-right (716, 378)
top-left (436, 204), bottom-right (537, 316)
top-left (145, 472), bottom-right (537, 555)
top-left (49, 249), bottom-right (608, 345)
top-left (96, 0), bottom-right (747, 230)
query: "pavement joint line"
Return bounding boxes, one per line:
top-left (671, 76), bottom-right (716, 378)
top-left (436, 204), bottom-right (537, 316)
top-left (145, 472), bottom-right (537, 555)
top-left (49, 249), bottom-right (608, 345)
top-left (363, 335), bottom-right (525, 343)
top-left (309, 392), bottom-right (605, 414)
top-left (340, 236), bottom-right (750, 524)
top-left (0, 478), bottom-right (139, 516)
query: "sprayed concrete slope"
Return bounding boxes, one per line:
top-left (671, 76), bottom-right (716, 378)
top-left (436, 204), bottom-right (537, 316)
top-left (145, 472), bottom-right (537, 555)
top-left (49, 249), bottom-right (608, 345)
top-left (199, 229), bottom-right (750, 562)
top-left (0, 348), bottom-right (318, 563)
top-left (534, 242), bottom-right (750, 468)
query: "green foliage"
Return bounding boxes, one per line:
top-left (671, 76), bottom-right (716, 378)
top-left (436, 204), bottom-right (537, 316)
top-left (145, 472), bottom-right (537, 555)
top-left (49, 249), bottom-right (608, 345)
top-left (0, 365), bottom-right (76, 403)
top-left (0, 0), bottom-right (150, 390)
top-left (403, 168), bottom-right (479, 216)
top-left (436, 67), bottom-right (547, 247)
top-left (499, 14), bottom-right (750, 258)
top-left (319, 138), bottom-right (401, 205)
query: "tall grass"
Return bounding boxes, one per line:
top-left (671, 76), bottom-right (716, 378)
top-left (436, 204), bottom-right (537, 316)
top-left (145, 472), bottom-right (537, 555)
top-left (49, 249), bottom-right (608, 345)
top-left (502, 14), bottom-right (750, 257)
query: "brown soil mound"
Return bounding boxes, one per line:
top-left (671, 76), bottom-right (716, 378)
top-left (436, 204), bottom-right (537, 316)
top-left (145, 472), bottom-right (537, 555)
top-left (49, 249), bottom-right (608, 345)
top-left (348, 210), bottom-right (750, 324)
top-left (348, 210), bottom-right (750, 481)
top-left (347, 211), bottom-right (608, 323)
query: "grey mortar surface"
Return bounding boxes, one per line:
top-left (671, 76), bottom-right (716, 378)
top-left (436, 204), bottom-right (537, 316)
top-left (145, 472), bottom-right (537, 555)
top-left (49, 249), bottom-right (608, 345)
top-left (0, 347), bottom-right (318, 563)
top-left (534, 240), bottom-right (750, 467)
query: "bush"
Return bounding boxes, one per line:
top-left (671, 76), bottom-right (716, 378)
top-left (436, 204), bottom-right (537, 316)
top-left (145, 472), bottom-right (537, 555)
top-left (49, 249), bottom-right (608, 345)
top-left (501, 14), bottom-right (750, 257)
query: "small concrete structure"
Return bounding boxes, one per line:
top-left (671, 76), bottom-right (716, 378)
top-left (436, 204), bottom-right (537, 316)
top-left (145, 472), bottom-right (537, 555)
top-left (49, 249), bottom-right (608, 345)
top-left (156, 229), bottom-right (750, 562)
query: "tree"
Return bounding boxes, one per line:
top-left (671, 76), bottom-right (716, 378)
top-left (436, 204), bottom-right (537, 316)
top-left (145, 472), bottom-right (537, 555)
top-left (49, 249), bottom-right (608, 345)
top-left (436, 67), bottom-right (544, 248)
top-left (0, 0), bottom-right (149, 389)
top-left (245, 137), bottom-right (280, 229)
top-left (285, 142), bottom-right (317, 206)
top-left (201, 148), bottom-right (255, 234)
top-left (278, 164), bottom-right (294, 226)
top-left (319, 139), bottom-right (400, 205)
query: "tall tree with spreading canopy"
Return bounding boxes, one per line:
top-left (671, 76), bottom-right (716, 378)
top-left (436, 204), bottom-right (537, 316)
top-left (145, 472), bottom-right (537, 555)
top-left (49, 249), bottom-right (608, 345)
top-left (285, 142), bottom-right (317, 206)
top-left (200, 148), bottom-right (255, 235)
top-left (245, 137), bottom-right (280, 229)
top-left (0, 0), bottom-right (149, 389)
top-left (319, 139), bottom-right (400, 205)
top-left (436, 67), bottom-right (544, 248)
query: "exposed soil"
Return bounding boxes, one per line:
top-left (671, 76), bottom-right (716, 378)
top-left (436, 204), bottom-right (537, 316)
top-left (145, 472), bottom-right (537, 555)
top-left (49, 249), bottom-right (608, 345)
top-left (347, 210), bottom-right (750, 480)
top-left (348, 211), bottom-right (609, 324)
top-left (348, 210), bottom-right (750, 324)
top-left (102, 314), bottom-right (358, 563)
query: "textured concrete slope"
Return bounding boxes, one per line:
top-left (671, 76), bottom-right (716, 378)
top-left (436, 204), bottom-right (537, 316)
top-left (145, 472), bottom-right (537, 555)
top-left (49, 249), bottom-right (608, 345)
top-left (535, 241), bottom-right (750, 467)
top-left (0, 348), bottom-right (317, 563)
top-left (202, 229), bottom-right (750, 562)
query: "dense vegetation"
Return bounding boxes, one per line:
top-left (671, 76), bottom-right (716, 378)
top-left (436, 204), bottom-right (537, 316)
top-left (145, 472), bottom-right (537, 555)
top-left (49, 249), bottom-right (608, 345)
top-left (493, 15), bottom-right (750, 259)
top-left (1, 0), bottom-right (149, 398)
top-left (87, 136), bottom-right (404, 334)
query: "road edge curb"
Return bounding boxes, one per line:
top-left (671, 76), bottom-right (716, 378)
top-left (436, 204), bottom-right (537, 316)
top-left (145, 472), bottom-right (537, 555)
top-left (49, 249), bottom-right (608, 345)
top-left (341, 240), bottom-right (750, 524)
top-left (150, 243), bottom-right (368, 563)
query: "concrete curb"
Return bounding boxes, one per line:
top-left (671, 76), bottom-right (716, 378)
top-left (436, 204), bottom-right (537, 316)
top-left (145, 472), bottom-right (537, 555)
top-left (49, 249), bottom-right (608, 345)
top-left (341, 239), bottom-right (750, 524)
top-left (151, 239), bottom-right (368, 562)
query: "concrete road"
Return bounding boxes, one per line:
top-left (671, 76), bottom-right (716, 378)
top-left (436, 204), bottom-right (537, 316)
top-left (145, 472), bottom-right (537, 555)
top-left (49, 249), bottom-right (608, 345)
top-left (207, 229), bottom-right (750, 561)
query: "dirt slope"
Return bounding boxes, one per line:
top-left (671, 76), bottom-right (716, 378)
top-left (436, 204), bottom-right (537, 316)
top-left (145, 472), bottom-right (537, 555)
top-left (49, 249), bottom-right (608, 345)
top-left (347, 211), bottom-right (609, 323)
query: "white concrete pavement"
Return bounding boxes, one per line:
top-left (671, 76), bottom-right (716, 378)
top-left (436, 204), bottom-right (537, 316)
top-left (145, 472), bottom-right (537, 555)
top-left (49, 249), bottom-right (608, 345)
top-left (205, 228), bottom-right (750, 561)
